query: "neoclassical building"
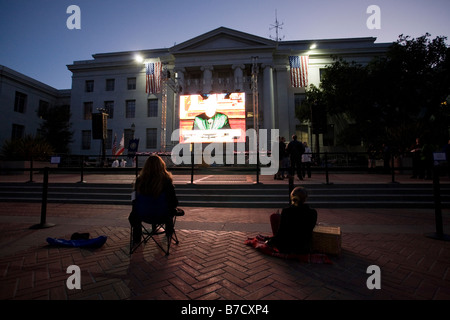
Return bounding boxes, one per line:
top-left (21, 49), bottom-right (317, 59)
top-left (2, 27), bottom-right (392, 158)
top-left (0, 65), bottom-right (70, 148)
top-left (67, 27), bottom-right (391, 156)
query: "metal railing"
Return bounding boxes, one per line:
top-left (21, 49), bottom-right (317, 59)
top-left (0, 151), bottom-right (448, 239)
top-left (0, 151), bottom-right (436, 185)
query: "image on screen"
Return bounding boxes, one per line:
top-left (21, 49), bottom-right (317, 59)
top-left (179, 93), bottom-right (246, 143)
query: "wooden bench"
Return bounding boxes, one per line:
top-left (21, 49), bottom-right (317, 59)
top-left (312, 225), bottom-right (341, 256)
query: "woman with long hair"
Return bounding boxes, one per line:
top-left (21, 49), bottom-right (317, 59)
top-left (129, 154), bottom-right (184, 245)
top-left (135, 154), bottom-right (174, 197)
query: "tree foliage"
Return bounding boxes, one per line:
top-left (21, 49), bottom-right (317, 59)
top-left (1, 135), bottom-right (54, 161)
top-left (39, 105), bottom-right (74, 154)
top-left (303, 33), bottom-right (450, 151)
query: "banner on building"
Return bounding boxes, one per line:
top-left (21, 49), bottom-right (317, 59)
top-left (128, 138), bottom-right (139, 157)
top-left (289, 56), bottom-right (309, 88)
top-left (146, 62), bottom-right (162, 94)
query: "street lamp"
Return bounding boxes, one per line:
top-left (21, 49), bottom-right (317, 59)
top-left (131, 123), bottom-right (135, 139)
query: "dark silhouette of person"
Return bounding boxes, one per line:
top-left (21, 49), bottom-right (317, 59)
top-left (268, 186), bottom-right (317, 254)
top-left (286, 134), bottom-right (305, 180)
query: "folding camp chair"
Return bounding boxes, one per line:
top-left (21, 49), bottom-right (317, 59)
top-left (129, 192), bottom-right (179, 256)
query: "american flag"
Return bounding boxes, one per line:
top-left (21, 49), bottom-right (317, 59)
top-left (146, 62), bottom-right (162, 94)
top-left (289, 56), bottom-right (309, 88)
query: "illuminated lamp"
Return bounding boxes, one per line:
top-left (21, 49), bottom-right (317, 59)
top-left (309, 43), bottom-right (317, 50)
top-left (134, 54), bottom-right (144, 63)
top-left (200, 93), bottom-right (210, 100)
top-left (224, 93), bottom-right (231, 99)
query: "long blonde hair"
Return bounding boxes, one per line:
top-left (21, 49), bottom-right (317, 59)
top-left (134, 154), bottom-right (173, 197)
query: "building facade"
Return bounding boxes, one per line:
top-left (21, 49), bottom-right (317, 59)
top-left (2, 27), bottom-right (392, 159)
top-left (67, 27), bottom-right (390, 157)
top-left (0, 65), bottom-right (70, 149)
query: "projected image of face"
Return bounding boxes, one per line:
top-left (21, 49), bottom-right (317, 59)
top-left (205, 100), bottom-right (216, 118)
top-left (193, 97), bottom-right (231, 130)
top-left (179, 92), bottom-right (246, 143)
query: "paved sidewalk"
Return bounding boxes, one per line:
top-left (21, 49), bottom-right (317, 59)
top-left (1, 172), bottom-right (450, 310)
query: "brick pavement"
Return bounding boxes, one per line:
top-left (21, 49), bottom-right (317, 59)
top-left (1, 172), bottom-right (450, 311)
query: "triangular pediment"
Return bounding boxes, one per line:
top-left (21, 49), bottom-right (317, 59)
top-left (170, 27), bottom-right (276, 53)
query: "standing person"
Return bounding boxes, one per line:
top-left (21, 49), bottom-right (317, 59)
top-left (268, 186), bottom-right (318, 254)
top-left (286, 134), bottom-right (305, 181)
top-left (367, 143), bottom-right (377, 172)
top-left (275, 136), bottom-right (288, 180)
top-left (410, 137), bottom-right (423, 178)
top-left (128, 154), bottom-right (184, 245)
top-left (280, 137), bottom-right (290, 179)
top-left (302, 142), bottom-right (312, 178)
top-left (421, 140), bottom-right (433, 180)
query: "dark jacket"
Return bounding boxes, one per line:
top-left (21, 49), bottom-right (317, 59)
top-left (286, 140), bottom-right (305, 159)
top-left (278, 141), bottom-right (287, 160)
top-left (270, 204), bottom-right (317, 254)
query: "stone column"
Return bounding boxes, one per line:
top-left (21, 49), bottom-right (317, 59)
top-left (262, 64), bottom-right (275, 129)
top-left (275, 65), bottom-right (291, 139)
top-left (201, 65), bottom-right (213, 93)
top-left (232, 64), bottom-right (245, 92)
top-left (174, 67), bottom-right (185, 94)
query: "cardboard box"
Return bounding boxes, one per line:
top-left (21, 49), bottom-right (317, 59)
top-left (312, 225), bottom-right (341, 256)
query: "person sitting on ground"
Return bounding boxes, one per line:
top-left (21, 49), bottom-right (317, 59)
top-left (128, 154), bottom-right (184, 245)
top-left (267, 186), bottom-right (317, 254)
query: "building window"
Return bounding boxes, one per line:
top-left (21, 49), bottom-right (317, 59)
top-left (297, 124), bottom-right (309, 146)
top-left (83, 102), bottom-right (93, 120)
top-left (85, 80), bottom-right (94, 92)
top-left (147, 98), bottom-right (158, 117)
top-left (294, 93), bottom-right (305, 111)
top-left (106, 79), bottom-right (115, 91)
top-left (11, 124), bottom-right (25, 140)
top-left (319, 68), bottom-right (328, 82)
top-left (14, 91), bottom-right (27, 113)
top-left (124, 129), bottom-right (134, 150)
top-left (81, 130), bottom-right (91, 150)
top-left (104, 101), bottom-right (114, 119)
top-left (146, 128), bottom-right (157, 149)
top-left (126, 100), bottom-right (135, 118)
top-left (38, 100), bottom-right (49, 119)
top-left (127, 77), bottom-right (136, 90)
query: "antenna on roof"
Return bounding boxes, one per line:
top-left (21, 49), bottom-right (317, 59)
top-left (269, 10), bottom-right (285, 42)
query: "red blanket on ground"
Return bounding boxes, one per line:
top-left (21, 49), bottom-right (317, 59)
top-left (245, 235), bottom-right (332, 264)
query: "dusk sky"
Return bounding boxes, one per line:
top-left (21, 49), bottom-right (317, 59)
top-left (1, 0), bottom-right (449, 89)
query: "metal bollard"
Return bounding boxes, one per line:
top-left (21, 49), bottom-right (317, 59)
top-left (78, 155), bottom-right (86, 183)
top-left (425, 165), bottom-right (450, 241)
top-left (30, 167), bottom-right (55, 229)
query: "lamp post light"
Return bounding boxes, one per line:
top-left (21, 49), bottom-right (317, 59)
top-left (131, 123), bottom-right (135, 139)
